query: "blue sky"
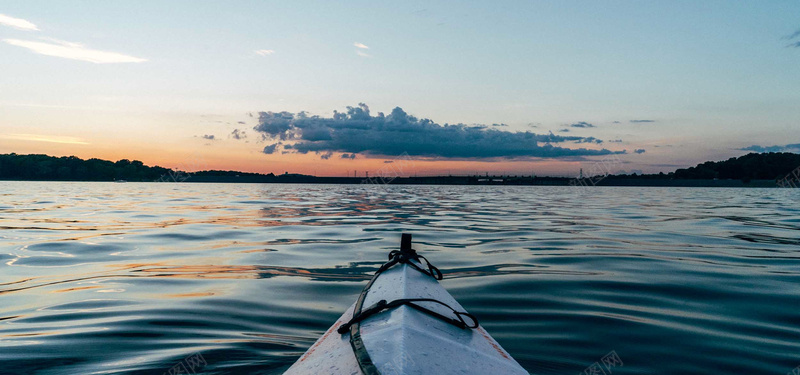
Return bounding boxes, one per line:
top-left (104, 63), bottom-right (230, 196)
top-left (1, 1), bottom-right (799, 176)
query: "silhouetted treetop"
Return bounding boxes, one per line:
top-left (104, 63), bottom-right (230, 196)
top-left (673, 152), bottom-right (800, 180)
top-left (0, 153), bottom-right (171, 181)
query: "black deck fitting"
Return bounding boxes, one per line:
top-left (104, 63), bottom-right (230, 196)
top-left (401, 233), bottom-right (412, 251)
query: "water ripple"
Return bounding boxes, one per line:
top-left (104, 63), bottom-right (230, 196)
top-left (1, 182), bottom-right (799, 374)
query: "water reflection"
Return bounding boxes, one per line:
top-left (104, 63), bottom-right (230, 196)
top-left (1, 182), bottom-right (799, 374)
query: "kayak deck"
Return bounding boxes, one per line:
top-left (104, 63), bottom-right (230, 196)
top-left (284, 249), bottom-right (528, 374)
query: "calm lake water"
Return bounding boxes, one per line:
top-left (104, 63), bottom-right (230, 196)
top-left (1, 181), bottom-right (799, 374)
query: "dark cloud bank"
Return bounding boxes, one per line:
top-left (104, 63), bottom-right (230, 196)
top-left (740, 143), bottom-right (800, 153)
top-left (254, 103), bottom-right (624, 159)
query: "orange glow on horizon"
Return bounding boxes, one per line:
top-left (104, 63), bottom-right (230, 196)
top-left (2, 133), bottom-right (618, 178)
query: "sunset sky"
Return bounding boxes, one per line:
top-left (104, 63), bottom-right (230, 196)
top-left (1, 1), bottom-right (799, 177)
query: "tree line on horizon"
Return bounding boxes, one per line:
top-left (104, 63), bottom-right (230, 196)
top-left (0, 152), bottom-right (798, 182)
top-left (601, 152), bottom-right (800, 181)
top-left (0, 154), bottom-right (172, 181)
top-left (0, 153), bottom-right (281, 182)
top-left (672, 152), bottom-right (800, 181)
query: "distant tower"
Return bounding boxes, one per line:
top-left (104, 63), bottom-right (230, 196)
top-left (579, 168), bottom-right (583, 179)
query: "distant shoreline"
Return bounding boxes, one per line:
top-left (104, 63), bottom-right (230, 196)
top-left (1, 152), bottom-right (798, 188)
top-left (185, 175), bottom-right (782, 187)
top-left (0, 176), bottom-right (782, 187)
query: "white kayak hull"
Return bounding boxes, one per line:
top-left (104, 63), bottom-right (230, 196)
top-left (284, 256), bottom-right (528, 374)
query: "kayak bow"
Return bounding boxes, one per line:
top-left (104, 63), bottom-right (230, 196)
top-left (284, 234), bottom-right (528, 375)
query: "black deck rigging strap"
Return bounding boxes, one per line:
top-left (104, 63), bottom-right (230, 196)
top-left (346, 234), bottom-right (477, 375)
top-left (377, 249), bottom-right (443, 280)
top-left (338, 298), bottom-right (478, 334)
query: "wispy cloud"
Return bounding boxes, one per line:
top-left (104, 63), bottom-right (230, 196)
top-left (0, 14), bottom-right (38, 31)
top-left (3, 38), bottom-right (146, 64)
top-left (634, 149), bottom-right (646, 154)
top-left (785, 29), bottom-right (800, 48)
top-left (230, 129), bottom-right (246, 140)
top-left (570, 121), bottom-right (595, 128)
top-left (0, 102), bottom-right (96, 110)
top-left (254, 49), bottom-right (274, 56)
top-left (739, 143), bottom-right (800, 153)
top-left (0, 133), bottom-right (89, 145)
top-left (354, 42), bottom-right (371, 57)
top-left (630, 119), bottom-right (655, 123)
